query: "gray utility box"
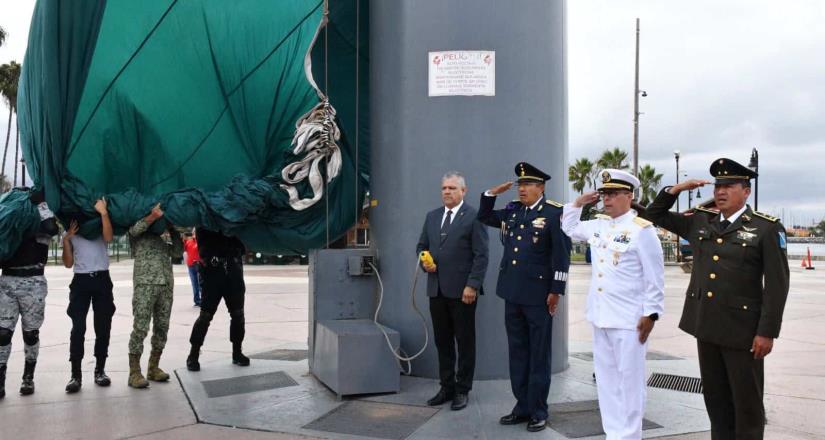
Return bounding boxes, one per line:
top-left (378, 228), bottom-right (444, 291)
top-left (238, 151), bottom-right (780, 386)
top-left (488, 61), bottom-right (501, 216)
top-left (309, 249), bottom-right (401, 397)
top-left (312, 319), bottom-right (400, 397)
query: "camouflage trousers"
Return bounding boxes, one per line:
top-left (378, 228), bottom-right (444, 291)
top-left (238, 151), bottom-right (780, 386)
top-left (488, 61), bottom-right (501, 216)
top-left (0, 275), bottom-right (47, 364)
top-left (128, 284), bottom-right (173, 356)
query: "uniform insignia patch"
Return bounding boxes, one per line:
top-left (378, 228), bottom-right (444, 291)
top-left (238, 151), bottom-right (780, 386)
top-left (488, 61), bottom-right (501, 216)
top-left (633, 217), bottom-right (653, 228)
top-left (742, 226), bottom-right (757, 232)
top-left (753, 211), bottom-right (779, 222)
top-left (613, 233), bottom-right (631, 244)
top-left (778, 231), bottom-right (787, 249)
top-left (737, 231), bottom-right (756, 242)
top-left (532, 217), bottom-right (546, 229)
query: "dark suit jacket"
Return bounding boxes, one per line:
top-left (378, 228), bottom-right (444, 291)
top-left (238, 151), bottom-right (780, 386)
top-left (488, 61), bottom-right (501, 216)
top-left (416, 202), bottom-right (489, 299)
top-left (643, 189), bottom-right (790, 349)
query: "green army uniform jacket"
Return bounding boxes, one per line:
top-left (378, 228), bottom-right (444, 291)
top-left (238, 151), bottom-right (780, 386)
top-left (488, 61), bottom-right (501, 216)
top-left (128, 219), bottom-right (183, 286)
top-left (644, 189), bottom-right (790, 350)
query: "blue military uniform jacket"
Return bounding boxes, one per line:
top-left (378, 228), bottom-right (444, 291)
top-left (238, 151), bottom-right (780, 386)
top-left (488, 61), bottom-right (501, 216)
top-left (478, 194), bottom-right (572, 306)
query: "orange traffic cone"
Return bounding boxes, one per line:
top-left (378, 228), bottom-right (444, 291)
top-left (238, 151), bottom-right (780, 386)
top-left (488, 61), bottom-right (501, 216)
top-left (801, 258), bottom-right (808, 268)
top-left (806, 247), bottom-right (816, 270)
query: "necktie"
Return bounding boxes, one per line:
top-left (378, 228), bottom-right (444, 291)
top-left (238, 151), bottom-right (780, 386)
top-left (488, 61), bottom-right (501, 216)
top-left (720, 219), bottom-right (731, 230)
top-left (441, 210), bottom-right (452, 241)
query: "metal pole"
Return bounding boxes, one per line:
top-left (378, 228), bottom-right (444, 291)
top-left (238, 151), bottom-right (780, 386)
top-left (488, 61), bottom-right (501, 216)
top-left (632, 18), bottom-right (640, 176)
top-left (754, 149), bottom-right (759, 211)
top-left (674, 151), bottom-right (681, 262)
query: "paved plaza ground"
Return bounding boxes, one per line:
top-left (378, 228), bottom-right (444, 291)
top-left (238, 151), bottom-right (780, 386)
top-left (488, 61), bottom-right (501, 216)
top-left (0, 258), bottom-right (822, 439)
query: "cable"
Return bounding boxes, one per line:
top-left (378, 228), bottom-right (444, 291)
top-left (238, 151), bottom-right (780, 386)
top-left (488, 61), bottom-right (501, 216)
top-left (369, 260), bottom-right (429, 375)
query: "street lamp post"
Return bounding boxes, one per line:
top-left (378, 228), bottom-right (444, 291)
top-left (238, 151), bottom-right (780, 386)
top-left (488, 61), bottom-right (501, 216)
top-left (748, 148), bottom-right (759, 211)
top-left (674, 150), bottom-right (681, 261)
top-left (20, 158), bottom-right (26, 187)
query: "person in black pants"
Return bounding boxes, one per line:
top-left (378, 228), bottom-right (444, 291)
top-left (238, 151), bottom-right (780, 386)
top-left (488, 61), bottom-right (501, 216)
top-left (416, 171), bottom-right (489, 411)
top-left (61, 198), bottom-right (115, 393)
top-left (186, 228), bottom-right (248, 371)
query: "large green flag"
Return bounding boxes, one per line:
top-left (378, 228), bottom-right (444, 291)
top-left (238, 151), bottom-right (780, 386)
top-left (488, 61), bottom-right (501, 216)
top-left (11, 0), bottom-right (369, 256)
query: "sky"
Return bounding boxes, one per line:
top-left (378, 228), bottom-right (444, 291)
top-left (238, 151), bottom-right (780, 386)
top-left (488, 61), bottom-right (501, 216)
top-left (1, 0), bottom-right (824, 225)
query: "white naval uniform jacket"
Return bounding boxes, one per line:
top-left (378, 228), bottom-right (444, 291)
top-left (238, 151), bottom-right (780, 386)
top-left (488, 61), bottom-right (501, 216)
top-left (561, 205), bottom-right (665, 330)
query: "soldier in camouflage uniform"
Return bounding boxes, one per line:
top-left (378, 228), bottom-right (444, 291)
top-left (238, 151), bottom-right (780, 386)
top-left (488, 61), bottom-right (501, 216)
top-left (0, 189), bottom-right (58, 398)
top-left (126, 204), bottom-right (182, 388)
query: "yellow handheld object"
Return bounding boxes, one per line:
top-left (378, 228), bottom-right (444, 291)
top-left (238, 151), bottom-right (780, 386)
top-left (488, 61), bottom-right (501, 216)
top-left (419, 251), bottom-right (434, 266)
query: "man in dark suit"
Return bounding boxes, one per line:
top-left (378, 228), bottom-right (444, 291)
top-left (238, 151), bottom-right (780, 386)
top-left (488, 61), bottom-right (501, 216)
top-left (416, 171), bottom-right (489, 411)
top-left (478, 162), bottom-right (572, 433)
top-left (644, 158), bottom-right (789, 439)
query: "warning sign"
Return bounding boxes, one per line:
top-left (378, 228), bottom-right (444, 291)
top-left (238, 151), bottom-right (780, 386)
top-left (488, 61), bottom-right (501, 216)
top-left (428, 50), bottom-right (495, 97)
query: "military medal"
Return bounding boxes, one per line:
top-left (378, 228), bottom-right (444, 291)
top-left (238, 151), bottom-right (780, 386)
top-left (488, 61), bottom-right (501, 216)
top-left (613, 251), bottom-right (621, 265)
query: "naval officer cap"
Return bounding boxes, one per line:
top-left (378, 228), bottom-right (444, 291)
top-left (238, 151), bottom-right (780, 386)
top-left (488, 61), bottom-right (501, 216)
top-left (597, 169), bottom-right (639, 192)
top-left (709, 158), bottom-right (757, 184)
top-left (515, 162), bottom-right (551, 184)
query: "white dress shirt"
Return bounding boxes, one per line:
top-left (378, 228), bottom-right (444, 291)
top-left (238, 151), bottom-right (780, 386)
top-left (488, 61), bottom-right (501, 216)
top-left (561, 204), bottom-right (665, 329)
top-left (719, 204), bottom-right (747, 224)
top-left (441, 200), bottom-right (464, 228)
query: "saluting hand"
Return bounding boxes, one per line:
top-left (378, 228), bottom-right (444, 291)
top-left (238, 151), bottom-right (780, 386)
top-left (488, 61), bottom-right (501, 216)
top-left (546, 293), bottom-right (560, 316)
top-left (751, 335), bottom-right (774, 359)
top-left (637, 316), bottom-right (655, 343)
top-left (487, 181), bottom-right (513, 196)
top-left (574, 191), bottom-right (600, 208)
top-left (669, 179), bottom-right (712, 195)
top-left (462, 286), bottom-right (477, 305)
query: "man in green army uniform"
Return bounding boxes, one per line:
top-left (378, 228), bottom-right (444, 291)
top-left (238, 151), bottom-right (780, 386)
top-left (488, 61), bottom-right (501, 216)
top-left (127, 204), bottom-right (182, 388)
top-left (644, 158), bottom-right (789, 439)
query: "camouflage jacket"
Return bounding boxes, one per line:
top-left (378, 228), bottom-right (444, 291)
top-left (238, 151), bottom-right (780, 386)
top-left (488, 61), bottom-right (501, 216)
top-left (128, 219), bottom-right (183, 285)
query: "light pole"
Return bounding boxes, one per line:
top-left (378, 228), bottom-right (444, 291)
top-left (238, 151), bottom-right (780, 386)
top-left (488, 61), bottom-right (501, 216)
top-left (674, 150), bottom-right (681, 261)
top-left (632, 18), bottom-right (647, 176)
top-left (674, 150), bottom-right (681, 213)
top-left (748, 148), bottom-right (759, 211)
top-left (20, 158), bottom-right (26, 187)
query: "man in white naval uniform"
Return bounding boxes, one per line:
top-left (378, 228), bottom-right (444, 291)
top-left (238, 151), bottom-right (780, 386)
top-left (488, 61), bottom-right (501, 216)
top-left (561, 169), bottom-right (665, 440)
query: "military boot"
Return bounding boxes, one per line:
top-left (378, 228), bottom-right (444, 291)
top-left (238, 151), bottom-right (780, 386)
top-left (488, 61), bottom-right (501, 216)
top-left (20, 360), bottom-right (36, 395)
top-left (65, 360), bottom-right (82, 393)
top-left (186, 345), bottom-right (201, 371)
top-left (127, 354), bottom-right (149, 389)
top-left (0, 364), bottom-right (6, 399)
top-left (146, 350), bottom-right (169, 382)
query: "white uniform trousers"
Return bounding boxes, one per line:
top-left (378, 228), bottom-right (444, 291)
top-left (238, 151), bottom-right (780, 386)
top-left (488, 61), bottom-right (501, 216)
top-left (593, 326), bottom-right (647, 440)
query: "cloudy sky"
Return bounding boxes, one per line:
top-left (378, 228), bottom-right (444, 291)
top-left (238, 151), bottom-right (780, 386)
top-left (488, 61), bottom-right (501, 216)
top-left (2, 1), bottom-right (824, 224)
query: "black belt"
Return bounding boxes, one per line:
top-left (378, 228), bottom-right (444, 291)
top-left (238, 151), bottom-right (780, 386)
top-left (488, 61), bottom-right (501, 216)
top-left (1, 268), bottom-right (45, 277)
top-left (206, 256), bottom-right (242, 266)
top-left (75, 270), bottom-right (110, 278)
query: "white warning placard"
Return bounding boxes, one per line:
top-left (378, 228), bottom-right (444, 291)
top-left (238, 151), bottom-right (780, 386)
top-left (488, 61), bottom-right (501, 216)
top-left (428, 50), bottom-right (495, 97)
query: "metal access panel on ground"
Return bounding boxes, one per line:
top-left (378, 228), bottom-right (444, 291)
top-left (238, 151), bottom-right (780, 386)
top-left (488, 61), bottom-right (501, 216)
top-left (313, 319), bottom-right (401, 397)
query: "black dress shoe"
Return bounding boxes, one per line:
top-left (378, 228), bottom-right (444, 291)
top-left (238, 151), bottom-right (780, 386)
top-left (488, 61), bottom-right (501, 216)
top-left (526, 418), bottom-right (547, 432)
top-left (186, 354), bottom-right (201, 371)
top-left (499, 413), bottom-right (530, 425)
top-left (426, 388), bottom-right (454, 406)
top-left (94, 369), bottom-right (111, 387)
top-left (451, 393), bottom-right (468, 410)
top-left (65, 377), bottom-right (82, 394)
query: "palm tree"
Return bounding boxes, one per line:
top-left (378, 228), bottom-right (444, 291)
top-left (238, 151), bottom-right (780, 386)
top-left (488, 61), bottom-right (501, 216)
top-left (596, 147), bottom-right (630, 171)
top-left (1, 61), bottom-right (21, 183)
top-left (637, 164), bottom-right (663, 205)
top-left (568, 158), bottom-right (594, 194)
top-left (0, 173), bottom-right (10, 193)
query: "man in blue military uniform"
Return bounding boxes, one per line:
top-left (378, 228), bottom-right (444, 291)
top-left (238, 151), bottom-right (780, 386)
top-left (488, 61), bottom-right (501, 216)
top-left (478, 162), bottom-right (571, 432)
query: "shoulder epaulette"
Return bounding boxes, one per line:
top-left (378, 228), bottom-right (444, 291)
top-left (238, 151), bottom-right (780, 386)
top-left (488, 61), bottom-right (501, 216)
top-left (594, 214), bottom-right (611, 220)
top-left (695, 206), bottom-right (717, 215)
top-left (633, 217), bottom-right (653, 228)
top-left (753, 211), bottom-right (779, 223)
top-left (545, 199), bottom-right (563, 208)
